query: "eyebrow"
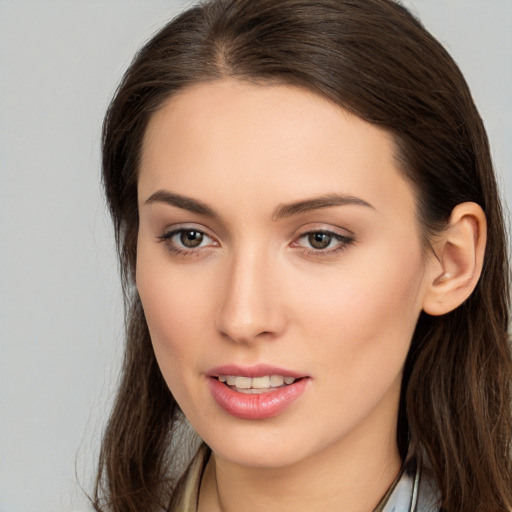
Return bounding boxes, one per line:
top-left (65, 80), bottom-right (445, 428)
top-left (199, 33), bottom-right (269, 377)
top-left (144, 190), bottom-right (374, 219)
top-left (145, 190), bottom-right (217, 217)
top-left (272, 193), bottom-right (374, 220)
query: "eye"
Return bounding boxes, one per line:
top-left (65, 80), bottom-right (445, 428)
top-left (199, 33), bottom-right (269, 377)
top-left (306, 232), bottom-right (335, 249)
top-left (176, 229), bottom-right (207, 248)
top-left (292, 230), bottom-right (354, 254)
top-left (158, 227), bottom-right (218, 254)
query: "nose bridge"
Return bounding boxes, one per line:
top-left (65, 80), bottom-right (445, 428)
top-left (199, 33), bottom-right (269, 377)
top-left (216, 241), bottom-right (283, 343)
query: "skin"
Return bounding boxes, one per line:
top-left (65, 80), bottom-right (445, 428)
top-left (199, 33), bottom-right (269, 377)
top-left (136, 79), bottom-right (454, 512)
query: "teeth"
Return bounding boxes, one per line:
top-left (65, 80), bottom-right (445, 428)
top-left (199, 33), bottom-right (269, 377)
top-left (217, 374), bottom-right (297, 390)
top-left (270, 375), bottom-right (284, 387)
top-left (252, 376), bottom-right (270, 389)
top-left (235, 376), bottom-right (252, 389)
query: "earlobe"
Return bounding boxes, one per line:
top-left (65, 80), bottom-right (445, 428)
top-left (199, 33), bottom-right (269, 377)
top-left (422, 202), bottom-right (487, 316)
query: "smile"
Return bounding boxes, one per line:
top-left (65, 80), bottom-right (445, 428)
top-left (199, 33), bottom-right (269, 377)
top-left (217, 374), bottom-right (297, 393)
top-left (207, 365), bottom-right (310, 419)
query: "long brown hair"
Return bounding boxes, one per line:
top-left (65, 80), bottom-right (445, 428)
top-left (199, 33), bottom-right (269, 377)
top-left (94, 1), bottom-right (512, 511)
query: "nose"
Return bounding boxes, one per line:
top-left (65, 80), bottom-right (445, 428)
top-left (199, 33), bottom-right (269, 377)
top-left (215, 247), bottom-right (286, 344)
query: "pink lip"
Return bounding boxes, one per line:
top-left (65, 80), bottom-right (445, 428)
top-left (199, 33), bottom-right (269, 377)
top-left (207, 363), bottom-right (306, 379)
top-left (206, 364), bottom-right (310, 420)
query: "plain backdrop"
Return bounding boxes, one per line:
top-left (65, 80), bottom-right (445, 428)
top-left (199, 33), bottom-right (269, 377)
top-left (1, 1), bottom-right (511, 511)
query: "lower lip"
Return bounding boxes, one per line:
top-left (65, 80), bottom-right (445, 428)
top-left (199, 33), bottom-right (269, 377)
top-left (207, 377), bottom-right (309, 420)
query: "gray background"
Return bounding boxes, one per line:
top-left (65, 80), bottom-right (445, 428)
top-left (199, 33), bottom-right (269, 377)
top-left (1, 1), bottom-right (511, 511)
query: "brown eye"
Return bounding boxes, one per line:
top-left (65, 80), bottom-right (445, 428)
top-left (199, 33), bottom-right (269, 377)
top-left (293, 230), bottom-right (355, 255)
top-left (158, 227), bottom-right (218, 255)
top-left (180, 230), bottom-right (204, 248)
top-left (308, 232), bottom-right (332, 249)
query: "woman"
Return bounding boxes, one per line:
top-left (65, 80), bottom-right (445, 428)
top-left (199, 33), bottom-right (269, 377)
top-left (93, 0), bottom-right (512, 511)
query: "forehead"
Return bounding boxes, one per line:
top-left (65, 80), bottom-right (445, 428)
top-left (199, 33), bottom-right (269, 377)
top-left (139, 79), bottom-right (416, 221)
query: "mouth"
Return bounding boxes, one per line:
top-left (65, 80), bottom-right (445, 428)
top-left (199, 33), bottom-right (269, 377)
top-left (207, 365), bottom-right (310, 419)
top-left (214, 374), bottom-right (302, 394)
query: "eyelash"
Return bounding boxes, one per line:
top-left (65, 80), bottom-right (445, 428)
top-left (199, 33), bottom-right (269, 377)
top-left (292, 230), bottom-right (355, 257)
top-left (157, 228), bottom-right (355, 257)
top-left (157, 228), bottom-right (218, 257)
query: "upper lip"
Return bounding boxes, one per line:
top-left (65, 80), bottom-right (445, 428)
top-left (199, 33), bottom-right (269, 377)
top-left (206, 364), bottom-right (307, 379)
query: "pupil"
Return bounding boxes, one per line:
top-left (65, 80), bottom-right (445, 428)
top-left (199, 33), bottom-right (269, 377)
top-left (180, 230), bottom-right (203, 248)
top-left (309, 232), bottom-right (331, 249)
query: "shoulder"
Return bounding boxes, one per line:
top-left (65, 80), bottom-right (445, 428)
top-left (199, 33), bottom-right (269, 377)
top-left (379, 457), bottom-right (441, 512)
top-left (170, 444), bottom-right (210, 512)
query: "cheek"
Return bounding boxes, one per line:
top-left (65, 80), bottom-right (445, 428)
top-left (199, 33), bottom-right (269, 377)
top-left (294, 243), bottom-right (425, 380)
top-left (137, 272), bottom-right (214, 420)
top-left (135, 245), bottom-right (211, 390)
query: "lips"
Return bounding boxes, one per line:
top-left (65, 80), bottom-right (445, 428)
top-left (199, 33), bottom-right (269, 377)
top-left (207, 364), bottom-right (310, 419)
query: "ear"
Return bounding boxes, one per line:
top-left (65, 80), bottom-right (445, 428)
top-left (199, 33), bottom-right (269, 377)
top-left (422, 202), bottom-right (487, 316)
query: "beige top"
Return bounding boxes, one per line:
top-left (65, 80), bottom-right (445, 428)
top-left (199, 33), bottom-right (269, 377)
top-left (173, 444), bottom-right (439, 512)
top-left (175, 444), bottom-right (210, 511)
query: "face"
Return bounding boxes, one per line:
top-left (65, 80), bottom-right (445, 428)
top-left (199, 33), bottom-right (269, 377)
top-left (136, 79), bottom-right (431, 468)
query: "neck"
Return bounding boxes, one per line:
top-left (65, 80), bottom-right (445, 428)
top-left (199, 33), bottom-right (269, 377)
top-left (198, 416), bottom-right (401, 512)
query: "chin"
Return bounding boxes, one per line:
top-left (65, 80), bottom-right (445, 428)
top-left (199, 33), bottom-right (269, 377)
top-left (214, 441), bottom-right (308, 468)
top-left (195, 418), bottom-right (323, 469)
